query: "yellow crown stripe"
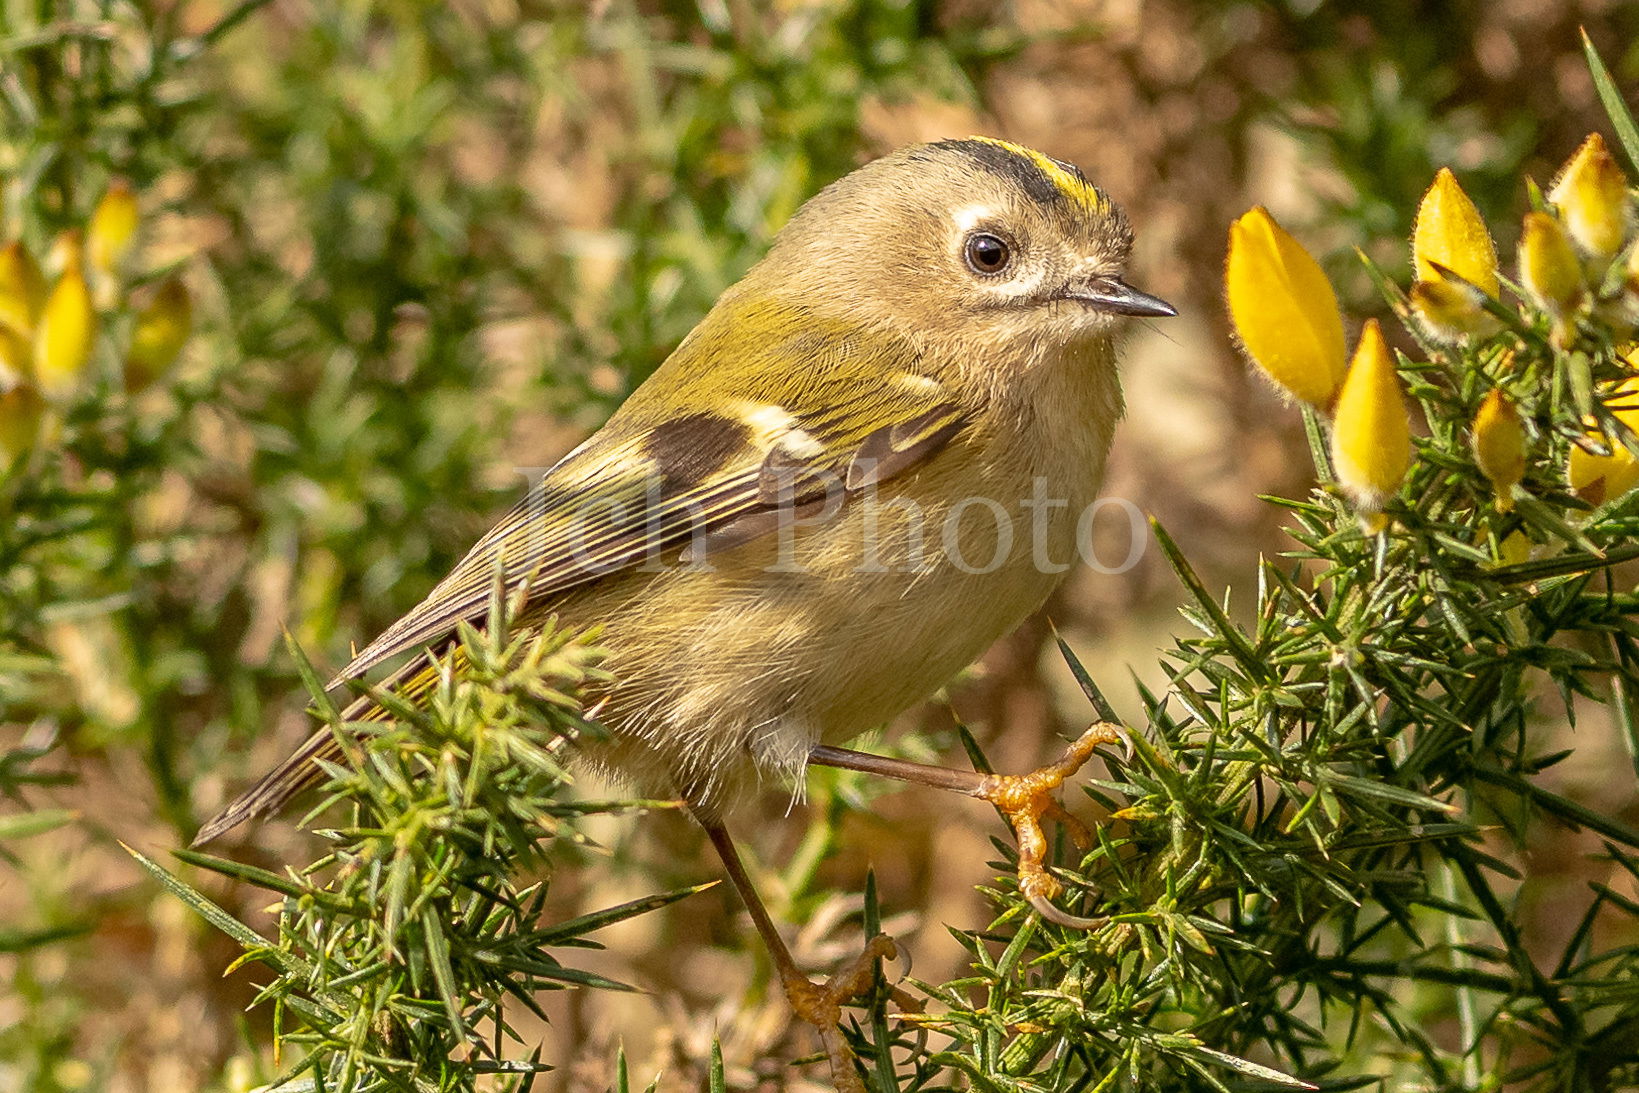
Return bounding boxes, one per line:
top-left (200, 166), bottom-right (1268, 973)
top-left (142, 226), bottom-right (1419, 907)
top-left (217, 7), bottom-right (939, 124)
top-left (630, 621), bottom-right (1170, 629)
top-left (970, 137), bottom-right (1108, 214)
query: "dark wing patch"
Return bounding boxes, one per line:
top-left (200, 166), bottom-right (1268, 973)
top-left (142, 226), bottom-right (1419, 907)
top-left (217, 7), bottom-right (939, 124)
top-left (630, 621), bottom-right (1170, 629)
top-left (645, 411), bottom-right (750, 491)
top-left (759, 437), bottom-right (841, 505)
top-left (847, 404), bottom-right (967, 490)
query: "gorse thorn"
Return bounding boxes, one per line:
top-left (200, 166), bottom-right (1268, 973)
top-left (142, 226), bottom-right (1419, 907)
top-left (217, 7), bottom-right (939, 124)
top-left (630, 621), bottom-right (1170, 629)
top-left (1330, 319), bottom-right (1412, 523)
top-left (1519, 211), bottom-right (1585, 318)
top-left (1471, 389), bottom-right (1527, 510)
top-left (1225, 206), bottom-right (1347, 408)
top-left (125, 276), bottom-right (192, 392)
top-left (1548, 133), bottom-right (1631, 261)
top-left (0, 240), bottom-right (45, 340)
top-left (1568, 377), bottom-right (1639, 506)
top-left (1413, 167), bottom-right (1499, 297)
top-left (87, 179), bottom-right (140, 277)
top-left (33, 233), bottom-right (96, 400)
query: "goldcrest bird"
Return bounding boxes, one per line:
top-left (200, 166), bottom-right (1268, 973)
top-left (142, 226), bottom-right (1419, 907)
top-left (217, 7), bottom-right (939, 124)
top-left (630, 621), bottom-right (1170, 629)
top-left (196, 137), bottom-right (1173, 1091)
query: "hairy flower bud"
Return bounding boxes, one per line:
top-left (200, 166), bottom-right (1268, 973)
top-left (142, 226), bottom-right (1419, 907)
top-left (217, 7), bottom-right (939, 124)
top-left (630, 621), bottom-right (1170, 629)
top-left (0, 381), bottom-right (45, 462)
top-left (1497, 530), bottom-right (1532, 567)
top-left (1519, 211), bottom-right (1585, 318)
top-left (0, 240), bottom-right (44, 339)
top-left (1547, 133), bottom-right (1631, 261)
top-left (33, 234), bottom-right (96, 399)
top-left (1413, 168), bottom-right (1499, 297)
top-left (1409, 276), bottom-right (1498, 343)
top-left (1226, 207), bottom-right (1347, 407)
top-left (1331, 320), bottom-right (1412, 524)
top-left (87, 179), bottom-right (140, 277)
top-left (125, 276), bottom-right (192, 392)
top-left (0, 324), bottom-right (29, 388)
top-left (1470, 390), bottom-right (1527, 510)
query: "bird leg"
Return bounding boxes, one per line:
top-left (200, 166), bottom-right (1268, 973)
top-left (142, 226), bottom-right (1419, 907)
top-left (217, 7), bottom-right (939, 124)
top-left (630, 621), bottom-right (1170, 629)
top-left (807, 722), bottom-right (1126, 929)
top-left (699, 818), bottom-right (895, 1093)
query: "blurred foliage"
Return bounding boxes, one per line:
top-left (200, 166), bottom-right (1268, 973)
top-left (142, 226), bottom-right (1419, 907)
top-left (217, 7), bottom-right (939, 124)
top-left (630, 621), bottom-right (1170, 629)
top-left (4, 1), bottom-right (1639, 1091)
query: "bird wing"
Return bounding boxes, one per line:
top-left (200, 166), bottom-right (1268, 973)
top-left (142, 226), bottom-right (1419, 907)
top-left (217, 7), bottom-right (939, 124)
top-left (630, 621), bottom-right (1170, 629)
top-left (327, 337), bottom-right (967, 690)
top-left (194, 319), bottom-right (966, 846)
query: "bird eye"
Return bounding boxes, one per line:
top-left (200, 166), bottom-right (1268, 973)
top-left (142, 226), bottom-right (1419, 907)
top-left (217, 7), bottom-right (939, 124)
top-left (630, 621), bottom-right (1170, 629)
top-left (964, 232), bottom-right (1011, 275)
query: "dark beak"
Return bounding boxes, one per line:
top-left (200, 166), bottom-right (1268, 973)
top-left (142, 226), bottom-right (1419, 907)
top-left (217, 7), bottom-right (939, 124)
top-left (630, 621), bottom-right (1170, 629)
top-left (1059, 277), bottom-right (1177, 318)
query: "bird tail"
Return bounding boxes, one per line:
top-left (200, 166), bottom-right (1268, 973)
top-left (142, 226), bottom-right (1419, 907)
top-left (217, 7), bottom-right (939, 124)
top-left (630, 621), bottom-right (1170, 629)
top-left (191, 728), bottom-right (345, 846)
top-left (192, 652), bottom-right (444, 847)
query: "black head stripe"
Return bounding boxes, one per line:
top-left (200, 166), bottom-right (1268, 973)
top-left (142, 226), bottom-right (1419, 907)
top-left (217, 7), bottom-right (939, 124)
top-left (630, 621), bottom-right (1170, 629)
top-left (933, 138), bottom-right (1076, 208)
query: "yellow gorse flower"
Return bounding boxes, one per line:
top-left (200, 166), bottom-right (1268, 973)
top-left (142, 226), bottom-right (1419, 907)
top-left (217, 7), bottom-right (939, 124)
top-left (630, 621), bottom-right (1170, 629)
top-left (1413, 168), bottom-right (1499, 296)
top-left (1497, 529), bottom-right (1532, 567)
top-left (0, 324), bottom-right (29, 388)
top-left (1519, 211), bottom-right (1584, 317)
top-left (1225, 206), bottom-right (1347, 407)
top-left (0, 381), bottom-right (45, 462)
top-left (1568, 377), bottom-right (1639, 506)
top-left (125, 276), bottom-right (192, 392)
top-left (1409, 276), bottom-right (1496, 344)
top-left (0, 240), bottom-right (44, 339)
top-left (1331, 319), bottom-right (1412, 523)
top-left (1410, 169), bottom-right (1498, 341)
top-left (1470, 389), bottom-right (1526, 510)
top-left (33, 233), bottom-right (96, 400)
top-left (87, 179), bottom-right (139, 277)
top-left (1547, 133), bottom-right (1631, 261)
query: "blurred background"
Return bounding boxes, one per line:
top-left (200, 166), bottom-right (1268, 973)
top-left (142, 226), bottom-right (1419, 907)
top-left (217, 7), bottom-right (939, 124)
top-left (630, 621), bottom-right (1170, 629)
top-left (2, 1), bottom-right (1637, 1089)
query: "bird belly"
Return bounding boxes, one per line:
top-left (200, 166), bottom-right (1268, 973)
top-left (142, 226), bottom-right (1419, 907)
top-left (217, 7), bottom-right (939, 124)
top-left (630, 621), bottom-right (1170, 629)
top-left (557, 435), bottom-right (1101, 812)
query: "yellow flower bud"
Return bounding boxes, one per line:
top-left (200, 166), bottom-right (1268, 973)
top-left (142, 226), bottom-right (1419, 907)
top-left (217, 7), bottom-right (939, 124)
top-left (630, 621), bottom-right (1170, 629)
top-left (1496, 529), bottom-right (1532, 567)
top-left (1413, 168), bottom-right (1499, 298)
top-left (1519, 211), bottom-right (1585, 317)
top-left (0, 381), bottom-right (45, 463)
top-left (1225, 206), bottom-right (1347, 407)
top-left (33, 234), bottom-right (96, 399)
top-left (0, 324), bottom-right (29, 388)
top-left (1331, 319), bottom-right (1412, 520)
top-left (125, 276), bottom-right (192, 392)
top-left (1569, 377), bottom-right (1639, 506)
top-left (0, 240), bottom-right (44, 338)
top-left (1409, 276), bottom-right (1497, 343)
top-left (1547, 133), bottom-right (1631, 261)
top-left (1470, 390), bottom-right (1527, 510)
top-left (87, 179), bottom-right (140, 277)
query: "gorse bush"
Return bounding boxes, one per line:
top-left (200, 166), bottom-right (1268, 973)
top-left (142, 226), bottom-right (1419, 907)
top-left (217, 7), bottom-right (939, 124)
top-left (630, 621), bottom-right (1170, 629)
top-left (135, 594), bottom-right (704, 1093)
top-left (131, 40), bottom-right (1639, 1093)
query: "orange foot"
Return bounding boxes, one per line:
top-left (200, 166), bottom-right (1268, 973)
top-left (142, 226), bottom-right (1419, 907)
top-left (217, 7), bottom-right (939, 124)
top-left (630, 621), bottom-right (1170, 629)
top-left (781, 934), bottom-right (899, 1093)
top-left (973, 721), bottom-right (1127, 928)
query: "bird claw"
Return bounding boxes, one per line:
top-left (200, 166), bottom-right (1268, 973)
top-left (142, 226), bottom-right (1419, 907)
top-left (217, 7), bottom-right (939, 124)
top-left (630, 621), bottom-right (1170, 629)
top-left (974, 721), bottom-right (1126, 929)
top-left (781, 933), bottom-right (898, 1093)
